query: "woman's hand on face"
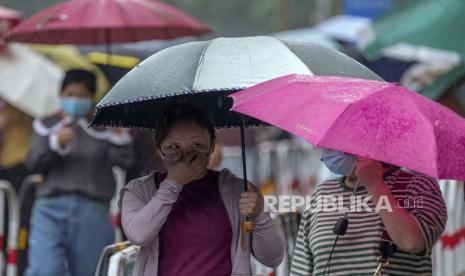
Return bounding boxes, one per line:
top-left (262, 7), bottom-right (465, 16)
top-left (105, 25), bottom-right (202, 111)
top-left (355, 157), bottom-right (384, 192)
top-left (239, 185), bottom-right (263, 218)
top-left (166, 153), bottom-right (207, 186)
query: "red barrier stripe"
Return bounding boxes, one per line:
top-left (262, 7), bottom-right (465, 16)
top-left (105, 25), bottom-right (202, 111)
top-left (7, 249), bottom-right (17, 265)
top-left (441, 226), bottom-right (465, 250)
top-left (111, 213), bottom-right (121, 228)
top-left (0, 235), bottom-right (4, 250)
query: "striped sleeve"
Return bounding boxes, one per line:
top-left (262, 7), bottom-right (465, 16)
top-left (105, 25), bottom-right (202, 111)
top-left (408, 175), bottom-right (447, 255)
top-left (290, 209), bottom-right (313, 276)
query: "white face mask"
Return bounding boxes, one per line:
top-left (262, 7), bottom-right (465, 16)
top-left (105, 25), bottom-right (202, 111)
top-left (321, 149), bottom-right (357, 177)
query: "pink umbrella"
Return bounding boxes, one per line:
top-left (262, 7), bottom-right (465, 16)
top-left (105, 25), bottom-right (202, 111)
top-left (231, 74), bottom-right (465, 181)
top-left (6, 0), bottom-right (211, 44)
top-left (0, 5), bottom-right (21, 37)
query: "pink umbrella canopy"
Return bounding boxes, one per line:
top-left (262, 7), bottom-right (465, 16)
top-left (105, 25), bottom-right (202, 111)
top-left (6, 0), bottom-right (211, 44)
top-left (0, 5), bottom-right (21, 36)
top-left (231, 74), bottom-right (465, 181)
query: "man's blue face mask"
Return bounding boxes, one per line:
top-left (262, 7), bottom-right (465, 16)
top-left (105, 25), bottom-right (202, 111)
top-left (61, 97), bottom-right (93, 117)
top-left (321, 149), bottom-right (357, 177)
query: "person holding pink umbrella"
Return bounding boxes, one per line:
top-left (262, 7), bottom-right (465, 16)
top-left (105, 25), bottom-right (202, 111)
top-left (230, 74), bottom-right (459, 275)
top-left (290, 150), bottom-right (446, 276)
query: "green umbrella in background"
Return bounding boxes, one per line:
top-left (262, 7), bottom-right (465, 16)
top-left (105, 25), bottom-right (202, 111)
top-left (360, 0), bottom-right (465, 100)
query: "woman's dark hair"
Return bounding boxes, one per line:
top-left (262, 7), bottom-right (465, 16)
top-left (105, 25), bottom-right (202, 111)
top-left (60, 69), bottom-right (97, 95)
top-left (154, 104), bottom-right (216, 148)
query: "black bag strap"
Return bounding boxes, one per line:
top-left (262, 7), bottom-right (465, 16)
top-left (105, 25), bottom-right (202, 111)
top-left (380, 231), bottom-right (397, 259)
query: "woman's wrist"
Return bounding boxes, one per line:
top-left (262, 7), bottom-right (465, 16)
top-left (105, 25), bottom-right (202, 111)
top-left (163, 178), bottom-right (184, 190)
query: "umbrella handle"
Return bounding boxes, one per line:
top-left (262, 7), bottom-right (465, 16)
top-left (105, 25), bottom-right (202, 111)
top-left (239, 116), bottom-right (255, 251)
top-left (239, 116), bottom-right (253, 221)
top-left (241, 220), bottom-right (255, 251)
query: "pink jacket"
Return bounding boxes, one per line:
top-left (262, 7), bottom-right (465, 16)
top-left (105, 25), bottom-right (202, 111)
top-left (120, 168), bottom-right (284, 276)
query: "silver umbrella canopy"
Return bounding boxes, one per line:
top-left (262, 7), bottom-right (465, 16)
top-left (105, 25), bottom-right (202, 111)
top-left (91, 36), bottom-right (381, 129)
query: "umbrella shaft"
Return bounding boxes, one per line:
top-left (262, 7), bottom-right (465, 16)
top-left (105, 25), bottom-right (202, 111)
top-left (240, 117), bottom-right (250, 222)
top-left (240, 117), bottom-right (248, 192)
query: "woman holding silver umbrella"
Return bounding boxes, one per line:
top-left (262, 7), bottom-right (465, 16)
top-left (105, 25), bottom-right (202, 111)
top-left (92, 36), bottom-right (386, 275)
top-left (119, 104), bottom-right (284, 276)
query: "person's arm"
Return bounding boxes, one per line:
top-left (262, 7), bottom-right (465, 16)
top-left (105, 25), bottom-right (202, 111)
top-left (251, 212), bottom-right (284, 267)
top-left (402, 175), bottom-right (447, 255)
top-left (290, 209), bottom-right (313, 276)
top-left (367, 182), bottom-right (426, 252)
top-left (121, 155), bottom-right (207, 246)
top-left (121, 178), bottom-right (183, 246)
top-left (26, 128), bottom-right (71, 174)
top-left (356, 158), bottom-right (447, 254)
top-left (248, 185), bottom-right (284, 267)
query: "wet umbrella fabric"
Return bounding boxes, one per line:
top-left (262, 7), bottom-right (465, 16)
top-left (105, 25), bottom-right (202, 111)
top-left (91, 36), bottom-right (382, 129)
top-left (231, 74), bottom-right (465, 181)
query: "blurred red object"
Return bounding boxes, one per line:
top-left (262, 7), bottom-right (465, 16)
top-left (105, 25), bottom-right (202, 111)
top-left (440, 226), bottom-right (465, 250)
top-left (6, 0), bottom-right (211, 44)
top-left (0, 5), bottom-right (21, 37)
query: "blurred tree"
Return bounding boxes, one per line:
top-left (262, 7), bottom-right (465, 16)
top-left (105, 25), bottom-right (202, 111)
top-left (0, 0), bottom-right (411, 36)
top-left (0, 0), bottom-right (314, 36)
top-left (156, 0), bottom-right (315, 35)
top-left (0, 0), bottom-right (61, 16)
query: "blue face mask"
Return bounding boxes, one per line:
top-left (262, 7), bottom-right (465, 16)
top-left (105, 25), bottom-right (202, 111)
top-left (321, 149), bottom-right (357, 177)
top-left (61, 97), bottom-right (93, 117)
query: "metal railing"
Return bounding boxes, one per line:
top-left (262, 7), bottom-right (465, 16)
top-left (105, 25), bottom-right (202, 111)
top-left (0, 180), bottom-right (19, 276)
top-left (17, 174), bottom-right (42, 276)
top-left (94, 241), bottom-right (132, 276)
top-left (433, 180), bottom-right (465, 276)
top-left (107, 245), bottom-right (139, 276)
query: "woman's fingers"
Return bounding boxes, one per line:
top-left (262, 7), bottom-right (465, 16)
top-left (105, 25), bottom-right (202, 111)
top-left (178, 155), bottom-right (208, 181)
top-left (239, 197), bottom-right (257, 205)
top-left (240, 192), bottom-right (257, 198)
top-left (239, 207), bottom-right (255, 216)
top-left (239, 190), bottom-right (263, 218)
top-left (239, 192), bottom-right (259, 217)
